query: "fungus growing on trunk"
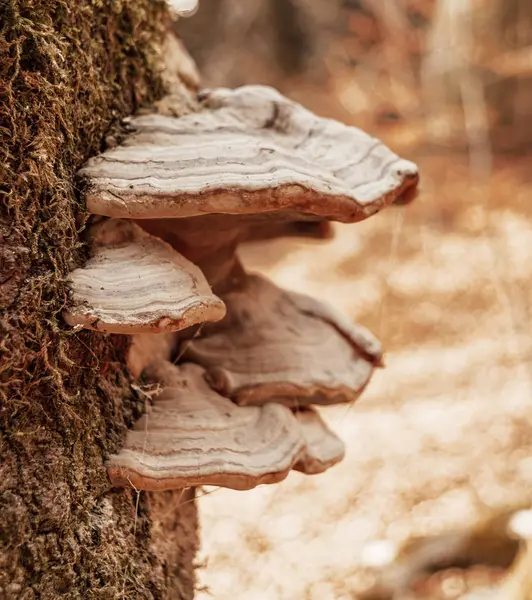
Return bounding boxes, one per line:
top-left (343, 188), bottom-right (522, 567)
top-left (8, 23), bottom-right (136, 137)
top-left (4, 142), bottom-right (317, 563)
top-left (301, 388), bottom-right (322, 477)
top-left (64, 219), bottom-right (225, 334)
top-left (71, 83), bottom-right (419, 487)
top-left (78, 85), bottom-right (418, 222)
top-left (184, 272), bottom-right (381, 407)
top-left (106, 361), bottom-right (306, 491)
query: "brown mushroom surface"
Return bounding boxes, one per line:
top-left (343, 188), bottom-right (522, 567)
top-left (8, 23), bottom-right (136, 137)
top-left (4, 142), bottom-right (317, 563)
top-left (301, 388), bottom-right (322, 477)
top-left (63, 219), bottom-right (226, 334)
top-left (106, 362), bottom-right (306, 491)
top-left (245, 219), bottom-right (334, 242)
top-left (135, 213), bottom-right (334, 290)
top-left (293, 408), bottom-right (346, 475)
top-left (78, 85), bottom-right (418, 222)
top-left (127, 332), bottom-right (179, 380)
top-left (183, 272), bottom-right (381, 407)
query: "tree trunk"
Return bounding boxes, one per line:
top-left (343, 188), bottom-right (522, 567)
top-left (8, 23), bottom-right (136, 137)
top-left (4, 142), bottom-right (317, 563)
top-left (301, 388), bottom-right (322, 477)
top-left (1, 2), bottom-right (198, 598)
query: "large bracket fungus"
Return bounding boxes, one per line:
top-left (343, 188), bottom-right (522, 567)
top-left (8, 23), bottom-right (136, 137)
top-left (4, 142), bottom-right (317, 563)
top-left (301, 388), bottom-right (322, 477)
top-left (69, 83), bottom-right (419, 491)
top-left (78, 85), bottom-right (418, 222)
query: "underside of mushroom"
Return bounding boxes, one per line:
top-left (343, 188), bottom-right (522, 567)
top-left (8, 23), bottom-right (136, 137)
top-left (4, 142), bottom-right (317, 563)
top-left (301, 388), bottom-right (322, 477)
top-left (69, 77), bottom-right (419, 490)
top-left (133, 213), bottom-right (334, 290)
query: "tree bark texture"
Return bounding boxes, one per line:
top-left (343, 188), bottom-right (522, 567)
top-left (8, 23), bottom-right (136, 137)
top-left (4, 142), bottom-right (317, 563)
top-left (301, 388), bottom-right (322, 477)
top-left (0, 2), bottom-right (198, 598)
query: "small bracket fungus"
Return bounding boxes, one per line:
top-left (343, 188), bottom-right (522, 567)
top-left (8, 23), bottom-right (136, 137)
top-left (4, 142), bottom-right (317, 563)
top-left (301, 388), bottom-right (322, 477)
top-left (106, 362), bottom-right (306, 491)
top-left (293, 408), bottom-right (346, 475)
top-left (63, 219), bottom-right (225, 334)
top-left (183, 272), bottom-right (381, 407)
top-left (78, 85), bottom-right (418, 223)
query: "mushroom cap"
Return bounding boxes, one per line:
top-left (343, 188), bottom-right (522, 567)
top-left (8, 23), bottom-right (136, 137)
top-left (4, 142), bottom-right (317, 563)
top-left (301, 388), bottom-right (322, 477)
top-left (63, 219), bottom-right (226, 334)
top-left (106, 362), bottom-right (306, 491)
top-left (183, 273), bottom-right (381, 407)
top-left (78, 85), bottom-right (418, 222)
top-left (293, 408), bottom-right (346, 475)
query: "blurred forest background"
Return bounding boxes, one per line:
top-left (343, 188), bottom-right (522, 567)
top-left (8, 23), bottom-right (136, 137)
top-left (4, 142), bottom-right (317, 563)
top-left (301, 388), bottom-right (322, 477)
top-left (175, 2), bottom-right (532, 599)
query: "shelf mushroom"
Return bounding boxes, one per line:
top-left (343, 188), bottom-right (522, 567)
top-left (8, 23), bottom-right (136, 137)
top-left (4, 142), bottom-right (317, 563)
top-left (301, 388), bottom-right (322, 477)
top-left (183, 272), bottom-right (381, 407)
top-left (72, 83), bottom-right (419, 485)
top-left (106, 361), bottom-right (306, 491)
top-left (77, 84), bottom-right (418, 289)
top-left (63, 219), bottom-right (226, 334)
top-left (79, 85), bottom-right (418, 222)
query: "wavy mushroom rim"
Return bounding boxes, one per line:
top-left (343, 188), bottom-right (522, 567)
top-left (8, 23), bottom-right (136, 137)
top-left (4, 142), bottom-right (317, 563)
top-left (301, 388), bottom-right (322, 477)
top-left (204, 370), bottom-right (375, 408)
top-left (106, 462), bottom-right (296, 492)
top-left (78, 84), bottom-right (419, 223)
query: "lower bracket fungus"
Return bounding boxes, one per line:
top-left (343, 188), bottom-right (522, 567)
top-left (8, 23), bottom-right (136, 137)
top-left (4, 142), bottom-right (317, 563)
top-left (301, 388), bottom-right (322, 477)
top-left (106, 362), bottom-right (306, 491)
top-left (293, 408), bottom-right (346, 475)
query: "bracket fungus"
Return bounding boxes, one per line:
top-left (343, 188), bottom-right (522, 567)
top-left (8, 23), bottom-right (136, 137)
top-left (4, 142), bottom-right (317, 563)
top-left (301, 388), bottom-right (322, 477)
top-left (106, 362), bottom-right (306, 491)
top-left (71, 81), bottom-right (419, 490)
top-left (183, 273), bottom-right (381, 407)
top-left (78, 85), bottom-right (418, 223)
top-left (63, 219), bottom-right (225, 334)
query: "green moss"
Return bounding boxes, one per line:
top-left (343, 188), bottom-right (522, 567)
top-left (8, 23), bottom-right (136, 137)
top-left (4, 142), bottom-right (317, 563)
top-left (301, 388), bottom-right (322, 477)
top-left (0, 1), bottom-right (197, 598)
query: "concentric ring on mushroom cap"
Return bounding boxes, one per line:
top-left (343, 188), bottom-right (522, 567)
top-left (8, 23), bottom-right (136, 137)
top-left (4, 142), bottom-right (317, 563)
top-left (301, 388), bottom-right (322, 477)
top-left (106, 362), bottom-right (306, 491)
top-left (78, 85), bottom-right (418, 223)
top-left (63, 219), bottom-right (226, 334)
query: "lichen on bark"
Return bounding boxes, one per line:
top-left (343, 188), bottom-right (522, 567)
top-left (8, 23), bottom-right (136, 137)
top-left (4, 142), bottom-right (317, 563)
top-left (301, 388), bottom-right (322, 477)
top-left (0, 1), bottom-right (198, 598)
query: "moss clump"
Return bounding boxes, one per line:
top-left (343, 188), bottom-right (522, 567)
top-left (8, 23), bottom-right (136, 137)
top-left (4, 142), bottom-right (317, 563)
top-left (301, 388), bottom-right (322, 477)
top-left (0, 1), bottom-right (197, 598)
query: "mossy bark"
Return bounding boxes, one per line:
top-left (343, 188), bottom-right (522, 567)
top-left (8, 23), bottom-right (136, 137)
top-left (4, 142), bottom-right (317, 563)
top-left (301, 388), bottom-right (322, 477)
top-left (0, 2), bottom-right (198, 598)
